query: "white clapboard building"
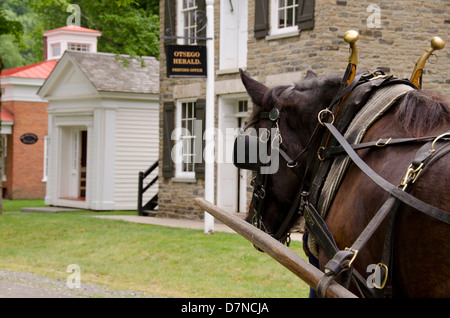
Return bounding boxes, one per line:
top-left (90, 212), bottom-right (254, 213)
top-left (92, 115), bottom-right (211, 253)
top-left (38, 50), bottom-right (159, 211)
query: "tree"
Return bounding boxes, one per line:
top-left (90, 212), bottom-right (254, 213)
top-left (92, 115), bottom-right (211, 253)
top-left (0, 0), bottom-right (159, 212)
top-left (27, 0), bottom-right (160, 63)
top-left (0, 8), bottom-right (24, 213)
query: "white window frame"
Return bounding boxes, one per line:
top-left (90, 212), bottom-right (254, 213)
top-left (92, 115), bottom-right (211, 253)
top-left (269, 0), bottom-right (299, 37)
top-left (51, 43), bottom-right (61, 58)
top-left (175, 99), bottom-right (197, 179)
top-left (42, 135), bottom-right (49, 182)
top-left (177, 0), bottom-right (199, 45)
top-left (2, 136), bottom-right (6, 182)
top-left (68, 43), bottom-right (90, 52)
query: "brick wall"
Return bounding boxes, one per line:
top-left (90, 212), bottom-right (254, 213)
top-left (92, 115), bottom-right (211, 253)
top-left (2, 100), bottom-right (48, 199)
top-left (159, 0), bottom-right (450, 220)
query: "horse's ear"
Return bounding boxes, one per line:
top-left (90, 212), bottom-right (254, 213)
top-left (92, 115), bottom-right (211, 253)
top-left (304, 70), bottom-right (317, 80)
top-left (240, 69), bottom-right (268, 107)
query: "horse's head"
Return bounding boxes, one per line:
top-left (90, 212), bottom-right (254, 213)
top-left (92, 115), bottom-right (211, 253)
top-left (237, 69), bottom-right (342, 243)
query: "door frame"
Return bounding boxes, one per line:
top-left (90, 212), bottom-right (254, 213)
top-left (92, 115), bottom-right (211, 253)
top-left (217, 94), bottom-right (249, 213)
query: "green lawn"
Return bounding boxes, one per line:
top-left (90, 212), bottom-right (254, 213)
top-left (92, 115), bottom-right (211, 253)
top-left (0, 200), bottom-right (309, 298)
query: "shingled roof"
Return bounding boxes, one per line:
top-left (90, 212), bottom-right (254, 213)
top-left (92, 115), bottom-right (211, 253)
top-left (66, 51), bottom-right (159, 94)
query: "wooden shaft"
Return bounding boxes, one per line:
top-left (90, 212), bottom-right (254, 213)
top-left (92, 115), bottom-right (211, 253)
top-left (195, 197), bottom-right (357, 298)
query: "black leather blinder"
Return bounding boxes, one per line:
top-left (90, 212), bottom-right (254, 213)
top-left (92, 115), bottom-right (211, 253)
top-left (233, 134), bottom-right (261, 171)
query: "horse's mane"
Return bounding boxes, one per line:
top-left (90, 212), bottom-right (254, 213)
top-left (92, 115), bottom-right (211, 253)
top-left (395, 89), bottom-right (450, 136)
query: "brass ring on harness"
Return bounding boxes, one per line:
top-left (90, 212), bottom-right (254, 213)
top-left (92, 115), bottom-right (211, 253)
top-left (318, 109), bottom-right (335, 126)
top-left (287, 161), bottom-right (298, 168)
top-left (317, 146), bottom-right (326, 161)
top-left (429, 132), bottom-right (450, 153)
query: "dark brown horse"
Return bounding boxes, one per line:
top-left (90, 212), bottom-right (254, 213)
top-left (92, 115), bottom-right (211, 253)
top-left (239, 69), bottom-right (450, 297)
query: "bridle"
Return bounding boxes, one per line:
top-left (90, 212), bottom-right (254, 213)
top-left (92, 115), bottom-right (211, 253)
top-left (235, 85), bottom-right (315, 245)
top-left (235, 71), bottom-right (390, 245)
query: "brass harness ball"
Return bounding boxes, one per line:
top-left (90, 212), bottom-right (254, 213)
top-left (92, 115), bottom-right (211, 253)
top-left (430, 37), bottom-right (445, 51)
top-left (344, 30), bottom-right (359, 44)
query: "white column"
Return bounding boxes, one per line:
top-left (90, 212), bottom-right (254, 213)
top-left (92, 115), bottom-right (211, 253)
top-left (204, 0), bottom-right (215, 234)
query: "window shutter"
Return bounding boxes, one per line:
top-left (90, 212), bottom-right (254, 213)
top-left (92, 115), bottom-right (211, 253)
top-left (196, 0), bottom-right (207, 45)
top-left (194, 99), bottom-right (206, 179)
top-left (254, 0), bottom-right (269, 39)
top-left (163, 102), bottom-right (175, 178)
top-left (164, 0), bottom-right (176, 50)
top-left (297, 0), bottom-right (315, 30)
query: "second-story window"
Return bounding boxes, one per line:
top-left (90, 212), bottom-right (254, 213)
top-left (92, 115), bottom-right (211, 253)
top-left (270, 0), bottom-right (299, 36)
top-left (278, 0), bottom-right (299, 29)
top-left (179, 0), bottom-right (198, 45)
top-left (68, 43), bottom-right (90, 52)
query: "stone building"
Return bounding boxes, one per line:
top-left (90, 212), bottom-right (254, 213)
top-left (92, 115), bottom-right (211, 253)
top-left (158, 0), bottom-right (450, 220)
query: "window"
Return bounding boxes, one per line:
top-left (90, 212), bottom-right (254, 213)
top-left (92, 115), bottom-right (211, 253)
top-left (238, 100), bottom-right (248, 113)
top-left (177, 0), bottom-right (206, 45)
top-left (51, 43), bottom-right (61, 58)
top-left (278, 0), bottom-right (299, 29)
top-left (254, 0), bottom-right (315, 39)
top-left (270, 0), bottom-right (299, 36)
top-left (179, 0), bottom-right (198, 45)
top-left (68, 43), bottom-right (90, 52)
top-left (42, 136), bottom-right (49, 182)
top-left (175, 100), bottom-right (197, 178)
top-left (2, 136), bottom-right (6, 182)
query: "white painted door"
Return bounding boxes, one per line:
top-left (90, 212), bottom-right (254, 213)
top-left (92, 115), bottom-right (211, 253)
top-left (219, 115), bottom-right (239, 213)
top-left (217, 98), bottom-right (249, 213)
top-left (219, 0), bottom-right (248, 70)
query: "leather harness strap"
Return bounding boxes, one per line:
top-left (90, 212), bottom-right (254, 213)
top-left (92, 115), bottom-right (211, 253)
top-left (324, 123), bottom-right (450, 224)
top-left (313, 124), bottom-right (450, 298)
top-left (322, 134), bottom-right (445, 159)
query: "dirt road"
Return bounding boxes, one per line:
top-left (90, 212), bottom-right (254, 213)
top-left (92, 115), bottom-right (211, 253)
top-left (0, 269), bottom-right (153, 298)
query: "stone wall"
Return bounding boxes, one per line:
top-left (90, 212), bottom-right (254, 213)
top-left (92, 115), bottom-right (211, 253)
top-left (247, 0), bottom-right (449, 94)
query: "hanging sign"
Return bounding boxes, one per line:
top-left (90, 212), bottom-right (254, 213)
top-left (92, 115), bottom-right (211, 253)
top-left (167, 45), bottom-right (207, 78)
top-left (20, 133), bottom-right (38, 145)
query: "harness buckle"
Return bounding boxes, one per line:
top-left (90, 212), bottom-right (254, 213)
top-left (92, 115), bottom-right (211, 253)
top-left (375, 137), bottom-right (392, 147)
top-left (344, 247), bottom-right (359, 268)
top-left (398, 163), bottom-right (423, 191)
